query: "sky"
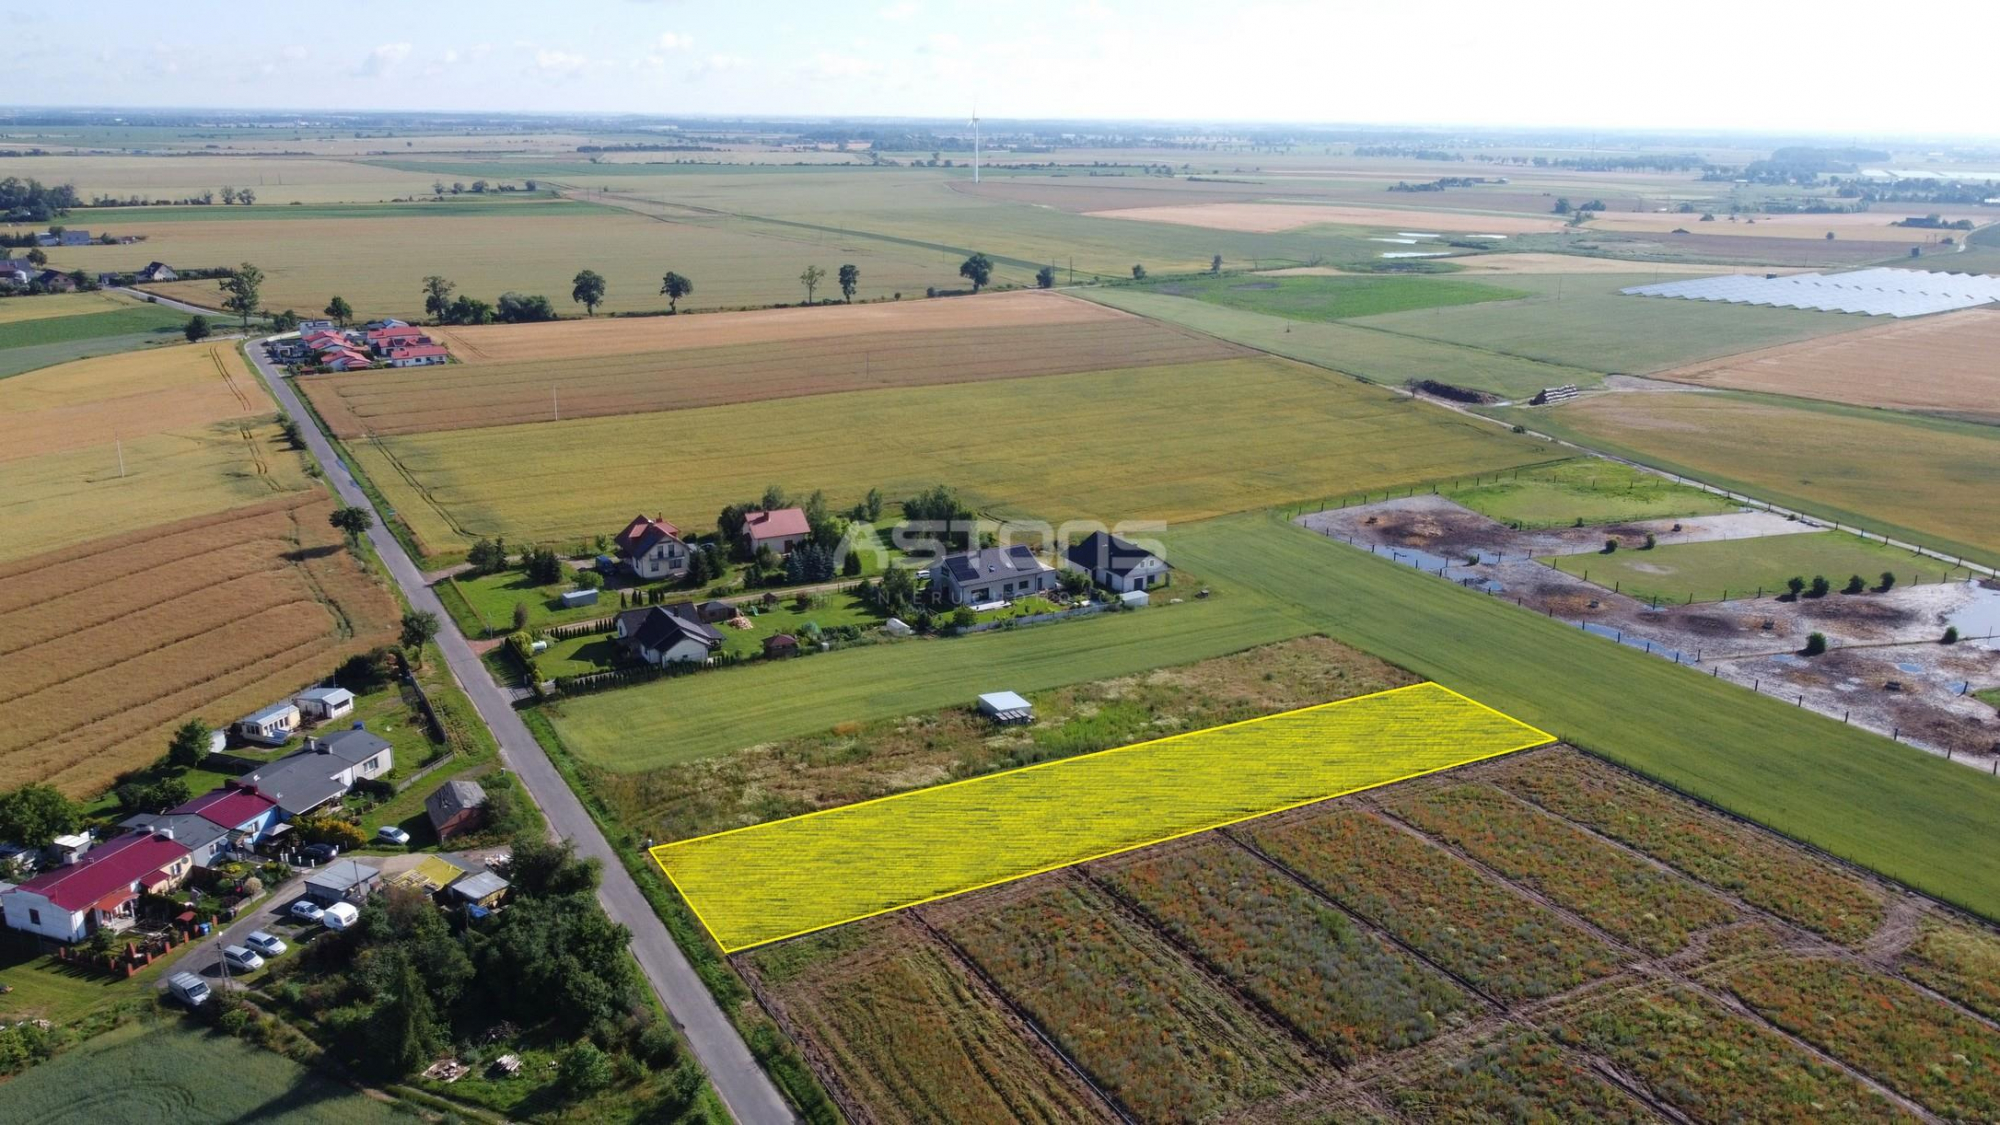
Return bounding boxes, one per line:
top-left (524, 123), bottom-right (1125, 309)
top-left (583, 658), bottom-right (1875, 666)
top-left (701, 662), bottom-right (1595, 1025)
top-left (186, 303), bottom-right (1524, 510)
top-left (10, 0), bottom-right (2000, 140)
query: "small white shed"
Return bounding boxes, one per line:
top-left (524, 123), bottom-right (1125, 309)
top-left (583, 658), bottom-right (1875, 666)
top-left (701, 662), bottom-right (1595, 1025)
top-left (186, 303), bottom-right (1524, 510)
top-left (235, 701), bottom-right (302, 745)
top-left (883, 617), bottom-right (914, 637)
top-left (1119, 589), bottom-right (1151, 608)
top-left (560, 588), bottom-right (599, 608)
top-left (977, 691), bottom-right (1034, 725)
top-left (294, 686), bottom-right (357, 723)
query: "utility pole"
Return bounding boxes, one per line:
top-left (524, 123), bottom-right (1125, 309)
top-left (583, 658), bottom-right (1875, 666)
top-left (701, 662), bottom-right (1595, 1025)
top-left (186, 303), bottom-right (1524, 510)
top-left (115, 433), bottom-right (125, 478)
top-left (552, 386), bottom-right (559, 422)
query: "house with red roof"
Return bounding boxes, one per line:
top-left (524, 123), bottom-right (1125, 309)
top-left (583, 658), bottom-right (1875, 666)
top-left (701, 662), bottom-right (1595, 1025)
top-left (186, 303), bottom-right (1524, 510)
top-left (0, 832), bottom-right (193, 942)
top-left (613, 514), bottom-right (690, 580)
top-left (324, 350), bottom-right (374, 372)
top-left (173, 785), bottom-right (282, 842)
top-left (741, 507), bottom-right (811, 557)
top-left (385, 344), bottom-right (448, 368)
top-left (365, 325), bottom-right (432, 354)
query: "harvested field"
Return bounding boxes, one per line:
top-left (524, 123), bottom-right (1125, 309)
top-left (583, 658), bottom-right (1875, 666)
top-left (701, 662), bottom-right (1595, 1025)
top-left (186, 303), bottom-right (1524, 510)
top-left (1085, 202), bottom-right (1565, 235)
top-left (0, 493), bottom-right (400, 795)
top-left (354, 355), bottom-right (1555, 557)
top-left (1541, 530), bottom-right (1970, 605)
top-left (430, 290), bottom-right (1120, 364)
top-left (1903, 917), bottom-right (2000, 1021)
top-left (1653, 309), bottom-right (2000, 421)
top-left (1590, 210), bottom-right (1957, 243)
top-left (0, 291), bottom-right (153, 325)
top-left (0, 341), bottom-right (268, 462)
top-left (747, 917), bottom-right (1106, 1125)
top-left (304, 314), bottom-right (1245, 438)
top-left (1384, 1030), bottom-right (1655, 1123)
top-left (1443, 252), bottom-right (1785, 275)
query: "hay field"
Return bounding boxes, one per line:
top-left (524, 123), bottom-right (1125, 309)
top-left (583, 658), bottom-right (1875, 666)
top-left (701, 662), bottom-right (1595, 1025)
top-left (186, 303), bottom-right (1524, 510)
top-left (0, 291), bottom-right (157, 325)
top-left (8, 154), bottom-right (448, 204)
top-left (1086, 202), bottom-right (1567, 235)
top-left (1506, 392), bottom-right (2000, 569)
top-left (56, 207), bottom-right (962, 320)
top-left (0, 341), bottom-right (267, 461)
top-left (1443, 253), bottom-right (1791, 275)
top-left (353, 354), bottom-right (1556, 556)
top-left (429, 289), bottom-right (1120, 363)
top-left (0, 493), bottom-right (400, 794)
top-left (1589, 211), bottom-right (1966, 244)
top-left (1652, 310), bottom-right (2000, 421)
top-left (306, 310), bottom-right (1245, 438)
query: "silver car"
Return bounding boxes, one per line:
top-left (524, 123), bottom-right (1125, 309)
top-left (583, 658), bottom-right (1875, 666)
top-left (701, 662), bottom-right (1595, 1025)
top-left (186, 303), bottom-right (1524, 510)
top-left (221, 945), bottom-right (265, 973)
top-left (244, 931), bottom-right (288, 958)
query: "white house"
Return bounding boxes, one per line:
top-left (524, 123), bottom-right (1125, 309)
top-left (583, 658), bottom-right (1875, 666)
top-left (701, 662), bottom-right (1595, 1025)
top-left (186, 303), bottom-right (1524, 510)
top-left (1064, 532), bottom-right (1169, 594)
top-left (0, 832), bottom-right (193, 943)
top-left (235, 701), bottom-right (301, 746)
top-left (234, 729), bottom-right (393, 819)
top-left (294, 686), bottom-right (356, 723)
top-left (930, 545), bottom-right (1058, 607)
top-left (613, 606), bottom-right (724, 666)
top-left (386, 345), bottom-right (448, 367)
top-left (613, 515), bottom-right (690, 580)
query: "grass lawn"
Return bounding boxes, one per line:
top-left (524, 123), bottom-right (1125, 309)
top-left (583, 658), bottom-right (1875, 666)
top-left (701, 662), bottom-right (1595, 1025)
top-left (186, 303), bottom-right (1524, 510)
top-left (1144, 273), bottom-right (1527, 322)
top-left (1541, 530), bottom-right (1972, 605)
top-left (1163, 511), bottom-right (2000, 924)
top-left (439, 568), bottom-right (610, 636)
top-left (546, 594), bottom-right (1302, 772)
top-left (0, 304), bottom-right (187, 351)
top-left (1977, 687), bottom-right (2000, 710)
top-left (1442, 458), bottom-right (1739, 528)
top-left (1, 1017), bottom-right (407, 1124)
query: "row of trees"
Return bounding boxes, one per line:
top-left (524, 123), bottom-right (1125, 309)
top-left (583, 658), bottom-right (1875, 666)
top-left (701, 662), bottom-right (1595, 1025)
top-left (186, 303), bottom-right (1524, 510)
top-left (420, 276), bottom-right (556, 325)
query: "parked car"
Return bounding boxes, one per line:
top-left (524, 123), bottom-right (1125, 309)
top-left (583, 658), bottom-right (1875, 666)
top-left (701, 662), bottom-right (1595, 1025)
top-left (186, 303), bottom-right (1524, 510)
top-left (301, 843), bottom-right (339, 864)
top-left (289, 899), bottom-right (325, 923)
top-left (167, 971), bottom-right (211, 1009)
top-left (221, 945), bottom-right (265, 973)
top-left (321, 901), bottom-right (361, 931)
top-left (244, 931), bottom-right (287, 958)
top-left (376, 826), bottom-right (411, 846)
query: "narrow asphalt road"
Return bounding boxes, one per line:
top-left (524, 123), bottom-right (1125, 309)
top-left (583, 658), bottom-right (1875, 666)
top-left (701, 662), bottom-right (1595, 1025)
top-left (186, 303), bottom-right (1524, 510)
top-left (241, 334), bottom-right (794, 1125)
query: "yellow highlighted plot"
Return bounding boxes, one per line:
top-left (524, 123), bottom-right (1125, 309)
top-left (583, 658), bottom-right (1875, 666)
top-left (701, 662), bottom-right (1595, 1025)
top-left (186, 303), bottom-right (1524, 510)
top-left (653, 681), bottom-right (1552, 952)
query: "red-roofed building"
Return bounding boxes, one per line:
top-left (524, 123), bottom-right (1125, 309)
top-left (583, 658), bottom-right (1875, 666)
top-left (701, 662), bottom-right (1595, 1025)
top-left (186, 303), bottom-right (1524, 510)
top-left (324, 351), bottom-right (373, 372)
top-left (741, 508), bottom-right (811, 557)
top-left (386, 344), bottom-right (448, 368)
top-left (173, 785), bottom-right (280, 840)
top-left (0, 832), bottom-right (192, 942)
top-left (365, 325), bottom-right (431, 354)
top-left (613, 514), bottom-right (690, 580)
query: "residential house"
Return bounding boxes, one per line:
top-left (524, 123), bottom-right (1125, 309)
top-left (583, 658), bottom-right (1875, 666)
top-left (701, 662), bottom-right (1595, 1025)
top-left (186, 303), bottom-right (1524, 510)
top-left (741, 508), bottom-right (810, 557)
top-left (613, 515), bottom-right (691, 580)
top-left (0, 832), bottom-right (193, 942)
top-left (365, 325), bottom-right (431, 354)
top-left (234, 728), bottom-right (393, 819)
top-left (424, 779), bottom-right (488, 841)
top-left (363, 318), bottom-right (409, 331)
top-left (303, 858), bottom-right (382, 906)
top-left (0, 259), bottom-right (35, 285)
top-left (613, 606), bottom-right (724, 666)
top-left (135, 262), bottom-right (177, 283)
top-left (116, 812), bottom-right (231, 868)
top-left (670, 599), bottom-right (738, 625)
top-left (293, 686), bottom-right (356, 724)
top-left (763, 633), bottom-right (800, 658)
top-left (323, 351), bottom-right (373, 372)
top-left (929, 545), bottom-right (1058, 607)
top-left (386, 345), bottom-right (448, 367)
top-left (296, 318), bottom-right (334, 333)
top-left (57, 229), bottom-right (93, 246)
top-left (235, 701), bottom-right (301, 746)
top-left (1064, 531), bottom-right (1169, 594)
top-left (171, 785), bottom-right (282, 847)
top-left (33, 269), bottom-right (75, 292)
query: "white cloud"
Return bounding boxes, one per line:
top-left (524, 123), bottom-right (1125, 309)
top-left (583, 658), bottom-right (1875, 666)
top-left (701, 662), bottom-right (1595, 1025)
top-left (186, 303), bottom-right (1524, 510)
top-left (656, 32), bottom-right (693, 50)
top-left (533, 49), bottom-right (599, 79)
top-left (919, 32), bottom-right (960, 54)
top-left (808, 52), bottom-right (877, 81)
top-left (878, 1), bottom-right (921, 20)
top-left (357, 42), bottom-right (412, 78)
top-left (441, 48), bottom-right (460, 65)
top-left (280, 44), bottom-right (307, 62)
top-left (692, 52), bottom-right (748, 76)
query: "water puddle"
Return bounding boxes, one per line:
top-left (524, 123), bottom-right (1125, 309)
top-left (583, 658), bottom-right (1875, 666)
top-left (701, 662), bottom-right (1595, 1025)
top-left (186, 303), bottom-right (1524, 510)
top-left (1380, 251), bottom-right (1451, 259)
top-left (1370, 237), bottom-right (1420, 245)
top-left (1896, 661), bottom-right (1923, 674)
top-left (1943, 581), bottom-right (2000, 649)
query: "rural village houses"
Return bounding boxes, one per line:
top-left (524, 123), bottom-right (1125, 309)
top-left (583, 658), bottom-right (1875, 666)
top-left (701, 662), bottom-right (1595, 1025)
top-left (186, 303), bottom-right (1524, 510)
top-left (741, 507), bottom-right (810, 557)
top-left (929, 544), bottom-right (1060, 607)
top-left (1064, 531), bottom-right (1169, 594)
top-left (614, 604), bottom-right (727, 666)
top-left (614, 514), bottom-right (692, 580)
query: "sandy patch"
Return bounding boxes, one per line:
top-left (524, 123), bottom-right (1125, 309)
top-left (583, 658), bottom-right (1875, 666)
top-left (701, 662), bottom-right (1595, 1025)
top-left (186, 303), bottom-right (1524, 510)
top-left (431, 290), bottom-right (1127, 364)
top-left (1085, 202), bottom-right (1567, 236)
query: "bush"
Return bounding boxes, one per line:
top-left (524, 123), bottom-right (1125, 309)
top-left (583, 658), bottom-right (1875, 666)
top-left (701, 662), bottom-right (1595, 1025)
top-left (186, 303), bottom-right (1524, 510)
top-left (1843, 574), bottom-right (1865, 594)
top-left (1602, 537), bottom-right (1618, 554)
top-left (950, 605), bottom-right (977, 630)
top-left (558, 1042), bottom-right (613, 1095)
top-left (1803, 632), bottom-right (1828, 656)
top-left (1808, 575), bottom-right (1830, 598)
top-left (574, 570), bottom-right (603, 590)
top-left (1879, 570), bottom-right (1897, 592)
top-left (1943, 625), bottom-right (1960, 644)
top-left (296, 814), bottom-right (366, 850)
top-left (1643, 532), bottom-right (1656, 550)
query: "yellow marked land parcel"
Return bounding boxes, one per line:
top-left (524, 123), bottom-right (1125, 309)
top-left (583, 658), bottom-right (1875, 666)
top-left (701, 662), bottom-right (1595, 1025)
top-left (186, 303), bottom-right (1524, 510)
top-left (653, 682), bottom-right (1552, 952)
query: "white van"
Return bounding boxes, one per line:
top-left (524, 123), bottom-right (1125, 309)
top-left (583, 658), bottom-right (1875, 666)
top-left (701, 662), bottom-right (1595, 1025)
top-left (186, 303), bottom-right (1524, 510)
top-left (321, 901), bottom-right (361, 931)
top-left (167, 971), bottom-right (211, 1009)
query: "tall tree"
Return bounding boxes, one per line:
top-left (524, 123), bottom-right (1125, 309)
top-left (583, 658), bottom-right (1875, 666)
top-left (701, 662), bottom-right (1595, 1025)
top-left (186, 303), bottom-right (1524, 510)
top-left (837, 263), bottom-right (860, 303)
top-left (400, 611), bottom-right (441, 664)
top-left (220, 186), bottom-right (238, 205)
top-left (0, 784), bottom-right (82, 847)
top-left (328, 505), bottom-right (373, 548)
top-left (182, 315), bottom-right (211, 343)
top-left (659, 271), bottom-right (692, 313)
top-left (422, 275), bottom-right (456, 322)
top-left (1035, 265), bottom-right (1055, 289)
top-left (167, 719), bottom-right (213, 768)
top-left (1210, 254), bottom-right (1224, 275)
top-left (324, 295), bottom-right (353, 327)
top-left (799, 264), bottom-right (826, 304)
top-left (958, 252), bottom-right (992, 292)
top-left (570, 269), bottom-right (607, 316)
top-left (236, 188), bottom-right (256, 206)
top-left (218, 263), bottom-right (264, 330)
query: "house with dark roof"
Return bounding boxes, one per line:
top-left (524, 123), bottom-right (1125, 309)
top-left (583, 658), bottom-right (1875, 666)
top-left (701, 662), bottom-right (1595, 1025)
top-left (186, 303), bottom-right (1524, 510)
top-left (929, 545), bottom-right (1058, 607)
top-left (0, 832), bottom-right (193, 942)
top-left (1064, 532), bottom-right (1169, 594)
top-left (0, 259), bottom-right (34, 285)
top-left (116, 812), bottom-right (231, 868)
top-left (303, 858), bottom-right (382, 906)
top-left (424, 779), bottom-right (488, 841)
top-left (613, 515), bottom-right (690, 580)
top-left (670, 599), bottom-right (738, 625)
top-left (233, 729), bottom-right (393, 819)
top-left (763, 633), bottom-right (800, 658)
top-left (613, 606), bottom-right (725, 666)
top-left (171, 785), bottom-right (282, 844)
top-left (741, 508), bottom-right (810, 557)
top-left (33, 269), bottom-right (75, 292)
top-left (135, 261), bottom-right (177, 283)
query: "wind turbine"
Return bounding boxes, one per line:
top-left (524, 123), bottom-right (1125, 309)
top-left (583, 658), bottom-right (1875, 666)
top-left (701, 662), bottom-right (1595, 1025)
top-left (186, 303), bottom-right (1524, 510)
top-left (969, 107), bottom-right (980, 184)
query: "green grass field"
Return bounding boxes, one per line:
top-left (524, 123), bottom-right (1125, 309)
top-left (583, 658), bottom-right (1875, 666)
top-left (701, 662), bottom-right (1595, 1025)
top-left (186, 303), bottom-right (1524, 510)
top-left (1542, 530), bottom-right (1970, 604)
top-left (1348, 273), bottom-right (1864, 375)
top-left (1144, 273), bottom-right (1528, 322)
top-left (1, 1019), bottom-right (408, 1124)
top-left (352, 355), bottom-right (1556, 558)
top-left (1080, 286), bottom-right (1597, 399)
top-left (1163, 512), bottom-right (2000, 923)
top-left (1442, 458), bottom-right (1739, 527)
top-left (1498, 390), bottom-right (2000, 571)
top-left (546, 596), bottom-right (1307, 771)
top-left (0, 304), bottom-right (188, 351)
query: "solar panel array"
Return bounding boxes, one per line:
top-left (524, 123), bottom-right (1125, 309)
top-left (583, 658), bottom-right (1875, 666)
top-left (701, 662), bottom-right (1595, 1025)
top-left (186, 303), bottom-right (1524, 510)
top-left (1621, 267), bottom-right (2000, 318)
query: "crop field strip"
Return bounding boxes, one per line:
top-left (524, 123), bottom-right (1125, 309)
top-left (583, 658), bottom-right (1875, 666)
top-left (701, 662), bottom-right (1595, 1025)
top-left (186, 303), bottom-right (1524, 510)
top-left (350, 353), bottom-right (1557, 557)
top-left (750, 744), bottom-right (2000, 1125)
top-left (655, 682), bottom-right (1552, 952)
top-left (302, 317), bottom-right (1247, 438)
top-left (0, 493), bottom-right (399, 794)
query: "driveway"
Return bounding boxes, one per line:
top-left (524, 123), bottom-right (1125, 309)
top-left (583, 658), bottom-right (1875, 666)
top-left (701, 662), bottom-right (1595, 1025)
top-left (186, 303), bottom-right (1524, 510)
top-left (240, 337), bottom-right (794, 1123)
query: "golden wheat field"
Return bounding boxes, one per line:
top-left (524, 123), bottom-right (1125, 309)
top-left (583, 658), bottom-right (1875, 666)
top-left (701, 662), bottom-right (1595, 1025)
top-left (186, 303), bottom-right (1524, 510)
top-left (0, 341), bottom-right (269, 462)
top-left (0, 494), bottom-right (401, 794)
top-left (1086, 202), bottom-right (1567, 235)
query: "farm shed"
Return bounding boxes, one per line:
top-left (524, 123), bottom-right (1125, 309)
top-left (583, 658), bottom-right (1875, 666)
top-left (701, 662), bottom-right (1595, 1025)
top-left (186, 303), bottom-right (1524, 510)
top-left (303, 859), bottom-right (382, 906)
top-left (391, 855), bottom-right (468, 895)
top-left (978, 691), bottom-right (1035, 725)
top-left (763, 633), bottom-right (800, 659)
top-left (293, 686), bottom-right (356, 723)
top-left (1120, 589), bottom-right (1151, 608)
top-left (424, 778), bottom-right (488, 841)
top-left (234, 702), bottom-right (301, 746)
top-left (560, 588), bottom-right (599, 609)
top-left (884, 617), bottom-right (914, 637)
top-left (447, 870), bottom-right (510, 909)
